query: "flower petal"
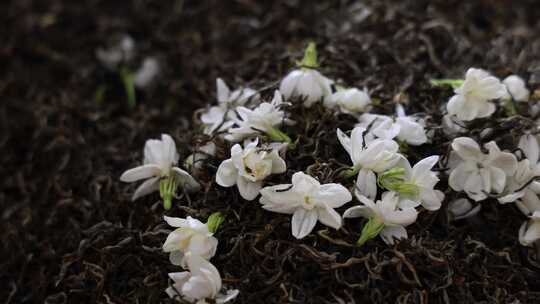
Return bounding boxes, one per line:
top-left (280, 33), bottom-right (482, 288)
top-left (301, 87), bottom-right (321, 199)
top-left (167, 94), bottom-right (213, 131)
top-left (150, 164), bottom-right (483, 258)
top-left (120, 164), bottom-right (161, 182)
top-left (236, 177), bottom-right (262, 201)
top-left (356, 168), bottom-right (377, 199)
top-left (131, 176), bottom-right (160, 201)
top-left (216, 159), bottom-right (238, 187)
top-left (172, 167), bottom-right (201, 192)
top-left (311, 183), bottom-right (352, 208)
top-left (291, 209), bottom-right (318, 239)
top-left (342, 205), bottom-right (375, 219)
top-left (317, 206), bottom-right (342, 229)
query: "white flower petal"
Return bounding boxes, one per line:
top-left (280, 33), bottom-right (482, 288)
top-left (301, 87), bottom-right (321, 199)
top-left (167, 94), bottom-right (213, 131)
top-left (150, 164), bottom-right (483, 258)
top-left (172, 167), bottom-right (200, 192)
top-left (216, 159), bottom-right (239, 187)
top-left (131, 176), bottom-right (160, 201)
top-left (291, 209), bottom-right (318, 239)
top-left (317, 206), bottom-right (342, 229)
top-left (236, 177), bottom-right (262, 201)
top-left (356, 168), bottom-right (377, 199)
top-left (311, 183), bottom-right (352, 208)
top-left (120, 164), bottom-right (161, 182)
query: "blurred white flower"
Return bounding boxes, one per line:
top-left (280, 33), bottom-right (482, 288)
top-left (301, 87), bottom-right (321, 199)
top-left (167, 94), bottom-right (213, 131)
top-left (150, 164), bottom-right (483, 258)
top-left (162, 216), bottom-right (218, 266)
top-left (343, 191), bottom-right (418, 245)
top-left (201, 78), bottom-right (260, 135)
top-left (216, 139), bottom-right (286, 200)
top-left (502, 75), bottom-right (530, 102)
top-left (519, 211), bottom-right (540, 247)
top-left (279, 42), bottom-right (333, 107)
top-left (259, 172), bottom-right (352, 239)
top-left (447, 198), bottom-right (482, 221)
top-left (326, 88), bottom-right (371, 114)
top-left (379, 156), bottom-right (444, 211)
top-left (448, 137), bottom-right (517, 201)
top-left (165, 253), bottom-right (239, 303)
top-left (337, 126), bottom-right (402, 199)
top-left (134, 57), bottom-right (160, 89)
top-left (96, 35), bottom-right (135, 69)
top-left (120, 134), bottom-right (200, 208)
top-left (226, 91), bottom-right (290, 142)
top-left (447, 68), bottom-right (506, 121)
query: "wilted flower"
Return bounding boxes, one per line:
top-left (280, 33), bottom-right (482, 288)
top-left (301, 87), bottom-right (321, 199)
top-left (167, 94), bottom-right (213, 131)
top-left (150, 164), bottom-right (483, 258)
top-left (448, 137), bottom-right (517, 201)
top-left (120, 134), bottom-right (200, 209)
top-left (216, 139), bottom-right (286, 200)
top-left (441, 114), bottom-right (467, 136)
top-left (259, 172), bottom-right (352, 239)
top-left (326, 87), bottom-right (371, 114)
top-left (279, 42), bottom-right (333, 107)
top-left (519, 211), bottom-right (540, 247)
top-left (447, 198), bottom-right (482, 221)
top-left (226, 91), bottom-right (291, 143)
top-left (447, 68), bottom-right (506, 121)
top-left (162, 216), bottom-right (218, 266)
top-left (201, 78), bottom-right (260, 135)
top-left (343, 191), bottom-right (418, 245)
top-left (337, 127), bottom-right (402, 199)
top-left (165, 253), bottom-right (239, 303)
top-left (378, 156), bottom-right (444, 211)
top-left (502, 75), bottom-right (530, 102)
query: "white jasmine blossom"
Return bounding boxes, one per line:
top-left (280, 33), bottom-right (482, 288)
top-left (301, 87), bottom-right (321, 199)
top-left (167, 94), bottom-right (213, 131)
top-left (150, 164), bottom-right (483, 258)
top-left (162, 216), bottom-right (218, 266)
top-left (378, 156), bottom-right (444, 211)
top-left (343, 191), bottom-right (418, 245)
top-left (165, 253), bottom-right (239, 304)
top-left (225, 91), bottom-right (291, 143)
top-left (502, 75), bottom-right (530, 102)
top-left (448, 137), bottom-right (517, 201)
top-left (216, 138), bottom-right (286, 200)
top-left (326, 87), bottom-right (371, 114)
top-left (279, 42), bottom-right (333, 107)
top-left (259, 172), bottom-right (352, 239)
top-left (337, 126), bottom-right (402, 199)
top-left (120, 134), bottom-right (200, 209)
top-left (448, 198), bottom-right (482, 221)
top-left (446, 68), bottom-right (507, 121)
top-left (201, 78), bottom-right (260, 135)
top-left (519, 211), bottom-right (540, 247)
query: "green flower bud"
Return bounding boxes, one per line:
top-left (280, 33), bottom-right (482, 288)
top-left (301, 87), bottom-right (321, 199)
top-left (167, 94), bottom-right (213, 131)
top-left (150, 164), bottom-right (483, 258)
top-left (207, 212), bottom-right (225, 233)
top-left (357, 217), bottom-right (385, 246)
top-left (296, 41), bottom-right (319, 69)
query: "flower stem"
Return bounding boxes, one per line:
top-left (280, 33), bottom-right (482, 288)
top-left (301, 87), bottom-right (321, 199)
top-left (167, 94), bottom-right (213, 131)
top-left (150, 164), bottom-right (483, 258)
top-left (429, 79), bottom-right (464, 89)
top-left (266, 127), bottom-right (292, 144)
top-left (120, 66), bottom-right (136, 108)
top-left (159, 175), bottom-right (178, 210)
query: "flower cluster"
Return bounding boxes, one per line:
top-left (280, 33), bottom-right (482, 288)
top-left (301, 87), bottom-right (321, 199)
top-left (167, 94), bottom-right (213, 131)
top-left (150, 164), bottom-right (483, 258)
top-left (120, 43), bottom-right (539, 302)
